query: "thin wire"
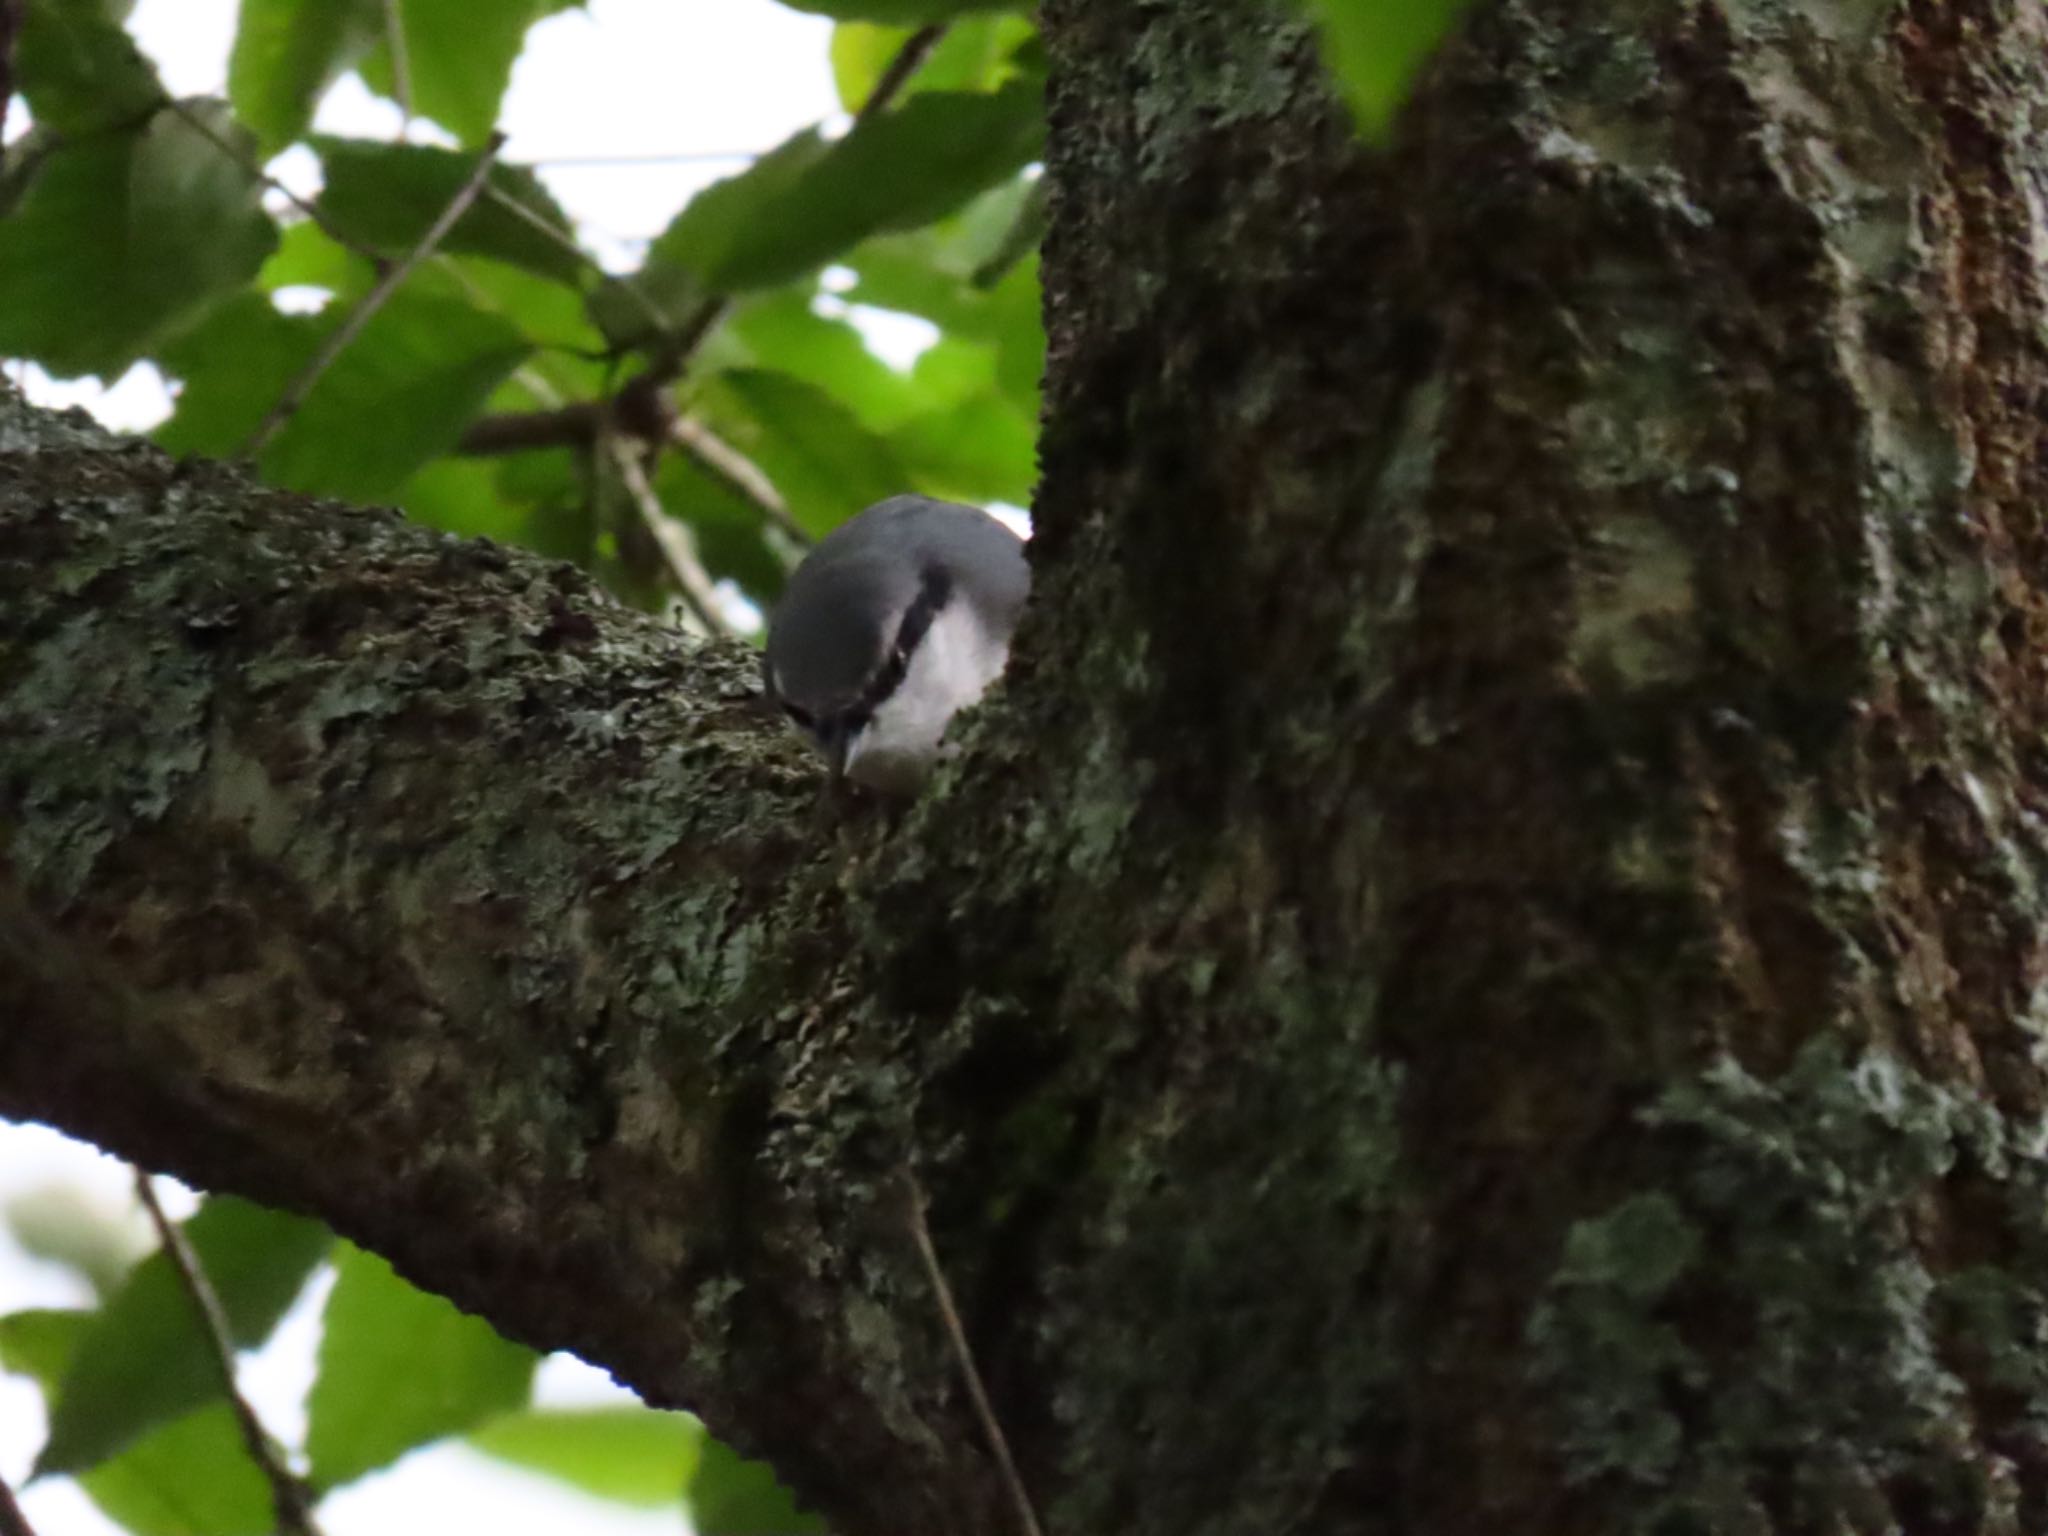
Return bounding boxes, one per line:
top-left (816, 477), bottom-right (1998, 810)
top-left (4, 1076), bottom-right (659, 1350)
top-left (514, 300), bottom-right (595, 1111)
top-left (528, 150), bottom-right (755, 167)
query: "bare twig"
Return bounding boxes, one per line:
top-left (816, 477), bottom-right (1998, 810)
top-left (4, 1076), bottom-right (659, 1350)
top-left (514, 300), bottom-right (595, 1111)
top-left (607, 437), bottom-right (732, 637)
top-left (381, 0), bottom-right (414, 139)
top-left (857, 24), bottom-right (946, 124)
top-left (637, 293), bottom-right (731, 397)
top-left (457, 401), bottom-right (605, 454)
top-left (239, 132), bottom-right (506, 460)
top-left (453, 401), bottom-right (806, 554)
top-left (161, 98), bottom-right (383, 265)
top-left (902, 1170), bottom-right (1046, 1536)
top-left (670, 416), bottom-right (811, 550)
top-left (132, 1171), bottom-right (323, 1536)
top-left (0, 1470), bottom-right (39, 1536)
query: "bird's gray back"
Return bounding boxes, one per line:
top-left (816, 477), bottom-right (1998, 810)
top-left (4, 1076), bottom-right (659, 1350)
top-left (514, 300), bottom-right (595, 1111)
top-left (765, 497), bottom-right (1028, 710)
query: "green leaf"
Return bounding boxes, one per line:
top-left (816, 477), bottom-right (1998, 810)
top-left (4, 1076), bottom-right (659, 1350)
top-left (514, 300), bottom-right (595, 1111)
top-left (704, 369), bottom-right (909, 538)
top-left (777, 0), bottom-right (1019, 21)
top-left (355, 0), bottom-right (577, 146)
top-left (471, 1406), bottom-right (704, 1507)
top-left (585, 263), bottom-right (709, 352)
top-left (0, 1308), bottom-right (89, 1390)
top-left (653, 453), bottom-right (785, 606)
top-left (81, 1405), bottom-right (277, 1536)
top-left (259, 219), bottom-right (378, 298)
top-left (412, 254), bottom-right (605, 359)
top-left (645, 129), bottom-right (833, 295)
top-left (17, 0), bottom-right (162, 132)
top-left (890, 389), bottom-right (1035, 506)
top-left (305, 1244), bottom-right (538, 1492)
top-left (1, 1312), bottom-right (279, 1536)
top-left (35, 1197), bottom-right (329, 1477)
top-left (828, 14), bottom-right (1036, 113)
top-left (710, 290), bottom-right (924, 432)
top-left (228, 0), bottom-right (380, 152)
top-left (387, 452), bottom-right (591, 561)
top-left (1298, 0), bottom-right (1473, 142)
top-left (314, 138), bottom-right (589, 285)
top-left (156, 288), bottom-right (531, 501)
top-left (648, 80), bottom-right (1042, 294)
top-left (0, 104), bottom-right (277, 377)
top-left (685, 1434), bottom-right (826, 1536)
top-left (845, 227), bottom-right (1044, 417)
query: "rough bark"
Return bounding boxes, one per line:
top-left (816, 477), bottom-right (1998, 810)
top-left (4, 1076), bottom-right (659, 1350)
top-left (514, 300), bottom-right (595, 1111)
top-left (5, 1), bottom-right (2048, 1534)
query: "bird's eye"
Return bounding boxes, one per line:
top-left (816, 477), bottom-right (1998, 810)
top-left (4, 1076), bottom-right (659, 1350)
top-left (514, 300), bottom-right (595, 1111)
top-left (782, 702), bottom-right (814, 729)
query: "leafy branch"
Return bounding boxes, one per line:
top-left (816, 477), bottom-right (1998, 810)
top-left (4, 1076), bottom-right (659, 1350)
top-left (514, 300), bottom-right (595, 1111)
top-left (239, 132), bottom-right (507, 460)
top-left (132, 1172), bottom-right (323, 1536)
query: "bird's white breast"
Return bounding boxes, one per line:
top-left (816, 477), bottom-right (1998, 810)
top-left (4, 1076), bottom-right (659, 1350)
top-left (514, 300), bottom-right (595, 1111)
top-left (844, 596), bottom-right (1011, 794)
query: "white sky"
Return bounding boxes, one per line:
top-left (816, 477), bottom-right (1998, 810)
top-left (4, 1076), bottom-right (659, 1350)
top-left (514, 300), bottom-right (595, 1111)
top-left (1, 3), bottom-right (847, 1530)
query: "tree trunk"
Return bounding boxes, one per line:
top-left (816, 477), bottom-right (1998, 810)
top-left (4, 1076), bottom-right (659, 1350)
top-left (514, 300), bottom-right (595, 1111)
top-left (5, 1), bottom-right (2048, 1533)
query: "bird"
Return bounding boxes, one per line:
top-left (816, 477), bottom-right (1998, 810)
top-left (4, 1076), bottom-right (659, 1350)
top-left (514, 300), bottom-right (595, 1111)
top-left (763, 495), bottom-right (1029, 795)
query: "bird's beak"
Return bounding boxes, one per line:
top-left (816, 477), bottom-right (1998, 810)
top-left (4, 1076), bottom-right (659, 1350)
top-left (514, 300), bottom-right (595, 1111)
top-left (820, 719), bottom-right (851, 784)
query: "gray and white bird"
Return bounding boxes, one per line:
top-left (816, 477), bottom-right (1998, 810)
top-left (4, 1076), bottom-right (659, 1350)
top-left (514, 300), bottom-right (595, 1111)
top-left (764, 495), bottom-right (1029, 795)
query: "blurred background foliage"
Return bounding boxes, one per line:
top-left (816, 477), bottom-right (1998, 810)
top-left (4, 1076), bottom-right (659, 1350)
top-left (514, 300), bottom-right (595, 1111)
top-left (0, 0), bottom-right (1467, 1529)
top-left (3, 0), bottom-right (1050, 635)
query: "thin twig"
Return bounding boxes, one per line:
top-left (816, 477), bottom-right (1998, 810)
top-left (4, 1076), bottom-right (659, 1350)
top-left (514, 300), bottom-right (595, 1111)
top-left (902, 1170), bottom-right (1046, 1536)
top-left (161, 98), bottom-right (383, 265)
top-left (0, 1471), bottom-right (38, 1536)
top-left (638, 293), bottom-right (731, 396)
top-left (239, 132), bottom-right (506, 460)
top-left (669, 416), bottom-right (810, 550)
top-left (608, 437), bottom-right (732, 637)
top-left (857, 24), bottom-right (947, 124)
top-left (133, 1171), bottom-right (323, 1536)
top-left (381, 0), bottom-right (414, 139)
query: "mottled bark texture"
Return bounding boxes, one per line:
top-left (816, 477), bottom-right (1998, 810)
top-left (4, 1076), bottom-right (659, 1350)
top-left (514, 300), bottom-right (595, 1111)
top-left (4, 0), bottom-right (2048, 1532)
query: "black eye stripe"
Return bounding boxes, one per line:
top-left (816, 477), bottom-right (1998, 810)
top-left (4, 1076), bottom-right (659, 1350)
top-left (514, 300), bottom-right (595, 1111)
top-left (852, 568), bottom-right (948, 718)
top-left (774, 567), bottom-right (951, 747)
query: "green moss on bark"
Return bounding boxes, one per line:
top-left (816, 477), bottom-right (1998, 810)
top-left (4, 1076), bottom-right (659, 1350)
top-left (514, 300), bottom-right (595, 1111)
top-left (1535, 1040), bottom-right (2048, 1533)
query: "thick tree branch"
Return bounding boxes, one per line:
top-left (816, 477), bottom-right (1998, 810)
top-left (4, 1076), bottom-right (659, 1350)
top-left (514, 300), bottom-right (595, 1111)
top-left (0, 389), bottom-right (1021, 1533)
